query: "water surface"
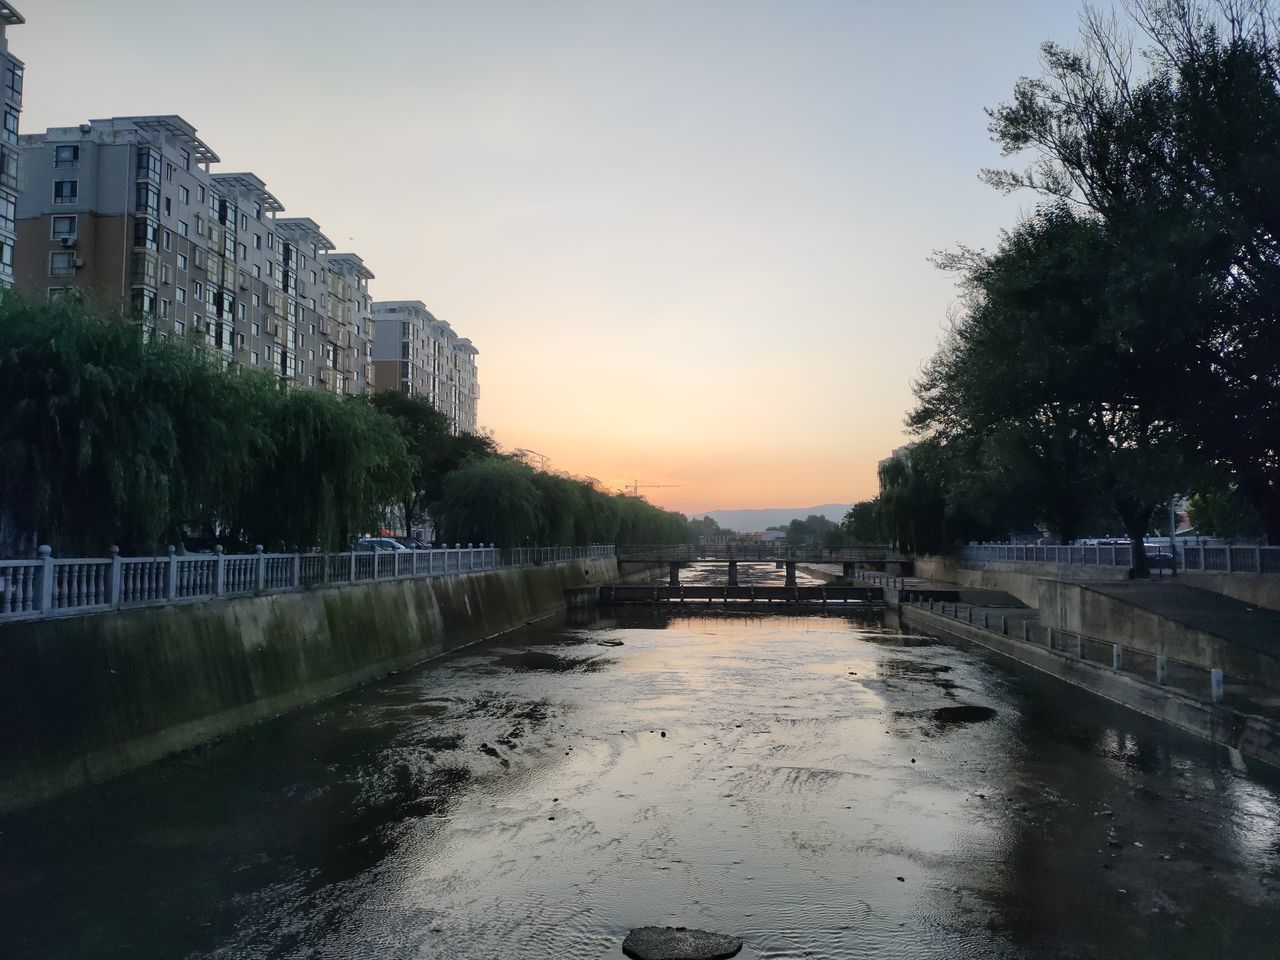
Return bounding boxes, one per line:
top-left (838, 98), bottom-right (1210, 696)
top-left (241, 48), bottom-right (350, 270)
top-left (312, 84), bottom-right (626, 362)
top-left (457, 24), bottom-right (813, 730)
top-left (3, 607), bottom-right (1279, 959)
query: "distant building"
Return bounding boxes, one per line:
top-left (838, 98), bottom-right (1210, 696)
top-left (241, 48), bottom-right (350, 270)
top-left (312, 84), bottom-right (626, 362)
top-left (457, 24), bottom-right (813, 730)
top-left (16, 115), bottom-right (373, 395)
top-left (371, 300), bottom-right (479, 434)
top-left (0, 3), bottom-right (23, 290)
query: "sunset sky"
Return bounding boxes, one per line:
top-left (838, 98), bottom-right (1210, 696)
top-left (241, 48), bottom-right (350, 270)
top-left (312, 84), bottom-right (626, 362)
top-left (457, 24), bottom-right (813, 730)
top-left (18, 1), bottom-right (1089, 515)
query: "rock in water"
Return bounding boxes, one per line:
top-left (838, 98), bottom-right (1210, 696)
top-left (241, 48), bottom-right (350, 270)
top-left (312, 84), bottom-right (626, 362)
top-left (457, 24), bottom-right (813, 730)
top-left (622, 926), bottom-right (743, 960)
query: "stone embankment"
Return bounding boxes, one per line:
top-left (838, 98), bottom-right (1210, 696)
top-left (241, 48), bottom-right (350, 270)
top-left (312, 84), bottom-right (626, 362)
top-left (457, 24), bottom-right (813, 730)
top-left (0, 556), bottom-right (628, 812)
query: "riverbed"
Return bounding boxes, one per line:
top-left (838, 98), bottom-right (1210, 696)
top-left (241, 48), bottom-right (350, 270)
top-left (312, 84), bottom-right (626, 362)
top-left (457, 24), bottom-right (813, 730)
top-left (2, 599), bottom-right (1279, 959)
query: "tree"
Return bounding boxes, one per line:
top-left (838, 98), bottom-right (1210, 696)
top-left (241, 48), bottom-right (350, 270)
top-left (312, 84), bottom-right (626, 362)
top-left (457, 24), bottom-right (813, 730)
top-left (687, 515), bottom-right (730, 542)
top-left (916, 204), bottom-right (1184, 573)
top-left (840, 501), bottom-right (883, 543)
top-left (984, 0), bottom-right (1280, 540)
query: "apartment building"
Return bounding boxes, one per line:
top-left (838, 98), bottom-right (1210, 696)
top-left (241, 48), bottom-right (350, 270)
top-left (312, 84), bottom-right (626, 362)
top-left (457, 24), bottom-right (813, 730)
top-left (0, 4), bottom-right (25, 289)
top-left (371, 300), bottom-right (480, 434)
top-left (15, 115), bottom-right (373, 395)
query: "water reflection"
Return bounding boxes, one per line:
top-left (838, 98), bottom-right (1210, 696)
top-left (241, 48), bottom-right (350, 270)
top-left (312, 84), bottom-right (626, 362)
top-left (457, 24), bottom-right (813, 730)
top-left (1, 609), bottom-right (1279, 959)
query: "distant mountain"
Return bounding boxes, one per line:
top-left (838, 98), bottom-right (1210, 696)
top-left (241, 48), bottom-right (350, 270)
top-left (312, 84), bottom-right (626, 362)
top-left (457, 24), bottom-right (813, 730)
top-left (688, 504), bottom-right (853, 532)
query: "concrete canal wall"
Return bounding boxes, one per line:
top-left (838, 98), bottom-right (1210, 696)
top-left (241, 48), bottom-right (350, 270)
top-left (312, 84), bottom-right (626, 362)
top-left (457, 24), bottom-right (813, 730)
top-left (918, 554), bottom-right (1280, 614)
top-left (900, 604), bottom-right (1280, 769)
top-left (914, 555), bottom-right (1129, 608)
top-left (0, 557), bottom-right (618, 812)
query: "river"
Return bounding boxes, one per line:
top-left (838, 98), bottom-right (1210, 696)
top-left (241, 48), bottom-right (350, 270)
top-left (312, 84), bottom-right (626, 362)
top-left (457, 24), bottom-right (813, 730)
top-left (2, 565), bottom-right (1279, 958)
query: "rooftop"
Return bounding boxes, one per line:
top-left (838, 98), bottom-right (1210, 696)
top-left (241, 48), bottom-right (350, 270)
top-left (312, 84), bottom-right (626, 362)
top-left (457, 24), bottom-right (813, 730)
top-left (87, 116), bottom-right (221, 164)
top-left (0, 3), bottom-right (24, 26)
top-left (275, 217), bottom-right (335, 251)
top-left (326, 252), bottom-right (375, 281)
top-left (211, 172), bottom-right (285, 213)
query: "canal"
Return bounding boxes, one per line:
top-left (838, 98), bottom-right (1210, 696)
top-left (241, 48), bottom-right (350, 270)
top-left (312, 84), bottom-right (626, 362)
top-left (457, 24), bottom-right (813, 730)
top-left (3, 565), bottom-right (1279, 959)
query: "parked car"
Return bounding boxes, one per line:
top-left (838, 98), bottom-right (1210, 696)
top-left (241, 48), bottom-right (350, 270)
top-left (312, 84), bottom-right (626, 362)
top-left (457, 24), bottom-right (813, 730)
top-left (394, 536), bottom-right (430, 550)
top-left (352, 537), bottom-right (407, 553)
top-left (1148, 552), bottom-right (1176, 572)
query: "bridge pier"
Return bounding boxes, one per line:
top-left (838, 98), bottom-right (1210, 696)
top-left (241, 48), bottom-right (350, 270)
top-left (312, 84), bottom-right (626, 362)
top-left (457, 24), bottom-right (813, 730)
top-left (785, 561), bottom-right (797, 588)
top-left (728, 561), bottom-right (739, 587)
top-left (669, 562), bottom-right (681, 587)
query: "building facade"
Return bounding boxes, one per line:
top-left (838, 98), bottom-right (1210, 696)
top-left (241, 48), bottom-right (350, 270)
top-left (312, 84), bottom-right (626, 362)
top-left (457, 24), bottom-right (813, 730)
top-left (15, 115), bottom-right (374, 395)
top-left (0, 3), bottom-right (25, 289)
top-left (371, 300), bottom-right (479, 434)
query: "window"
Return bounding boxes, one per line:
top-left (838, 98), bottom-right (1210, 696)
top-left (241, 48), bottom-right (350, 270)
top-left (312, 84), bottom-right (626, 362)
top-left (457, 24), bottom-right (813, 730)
top-left (177, 253), bottom-right (188, 271)
top-left (163, 196), bottom-right (172, 217)
top-left (53, 144), bottom-right (78, 168)
top-left (178, 219), bottom-right (188, 238)
top-left (238, 242), bottom-right (246, 262)
top-left (175, 319), bottom-right (185, 335)
top-left (0, 239), bottom-right (12, 268)
top-left (251, 351), bottom-right (259, 365)
top-left (160, 263), bottom-right (171, 285)
top-left (49, 250), bottom-right (76, 276)
top-left (253, 233), bottom-right (261, 250)
top-left (51, 214), bottom-right (76, 240)
top-left (159, 298), bottom-right (172, 319)
top-left (53, 180), bottom-right (78, 204)
top-left (193, 280), bottom-right (204, 300)
top-left (5, 61), bottom-right (21, 101)
top-left (136, 148), bottom-right (160, 181)
top-left (253, 263), bottom-right (261, 279)
top-left (180, 149), bottom-right (191, 171)
top-left (251, 292), bottom-right (260, 306)
top-left (176, 286), bottom-right (187, 304)
top-left (252, 321), bottom-right (260, 336)
top-left (165, 162), bottom-right (174, 181)
top-left (162, 229), bottom-right (172, 251)
top-left (237, 302), bottom-right (245, 321)
top-left (0, 191), bottom-right (13, 232)
top-left (132, 288), bottom-right (156, 315)
top-left (267, 233), bottom-right (274, 250)
top-left (134, 183), bottom-right (159, 214)
top-left (133, 219), bottom-right (159, 251)
top-left (239, 213), bottom-right (247, 230)
top-left (48, 287), bottom-right (73, 304)
top-left (197, 185), bottom-right (205, 204)
top-left (180, 186), bottom-right (190, 205)
top-left (2, 109), bottom-right (18, 144)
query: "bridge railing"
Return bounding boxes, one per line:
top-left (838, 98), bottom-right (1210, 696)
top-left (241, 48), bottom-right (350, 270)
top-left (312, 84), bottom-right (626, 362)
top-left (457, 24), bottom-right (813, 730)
top-left (616, 544), bottom-right (904, 562)
top-left (963, 542), bottom-right (1280, 574)
top-left (0, 543), bottom-right (616, 624)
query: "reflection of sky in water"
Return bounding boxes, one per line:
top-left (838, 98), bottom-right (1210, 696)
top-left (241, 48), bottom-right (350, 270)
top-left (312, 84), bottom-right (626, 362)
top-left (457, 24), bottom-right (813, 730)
top-left (2, 611), bottom-right (1280, 959)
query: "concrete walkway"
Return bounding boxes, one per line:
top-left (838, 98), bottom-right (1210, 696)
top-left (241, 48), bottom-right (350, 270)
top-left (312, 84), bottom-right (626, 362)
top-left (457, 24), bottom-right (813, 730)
top-left (1083, 580), bottom-right (1280, 659)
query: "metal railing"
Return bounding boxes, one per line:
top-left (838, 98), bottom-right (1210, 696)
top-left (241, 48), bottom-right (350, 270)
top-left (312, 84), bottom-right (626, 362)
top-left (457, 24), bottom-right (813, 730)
top-left (616, 544), bottom-right (905, 563)
top-left (0, 543), bottom-right (616, 624)
top-left (963, 542), bottom-right (1280, 575)
top-left (911, 598), bottom-right (1231, 703)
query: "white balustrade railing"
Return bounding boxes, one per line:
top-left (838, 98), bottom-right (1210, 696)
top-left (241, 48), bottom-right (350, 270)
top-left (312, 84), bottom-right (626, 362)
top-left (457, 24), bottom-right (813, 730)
top-left (0, 543), bottom-right (616, 624)
top-left (964, 541), bottom-right (1280, 574)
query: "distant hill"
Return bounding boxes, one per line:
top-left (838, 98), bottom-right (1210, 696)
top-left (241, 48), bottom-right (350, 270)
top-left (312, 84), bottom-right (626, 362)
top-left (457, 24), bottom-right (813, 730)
top-left (688, 504), bottom-right (853, 532)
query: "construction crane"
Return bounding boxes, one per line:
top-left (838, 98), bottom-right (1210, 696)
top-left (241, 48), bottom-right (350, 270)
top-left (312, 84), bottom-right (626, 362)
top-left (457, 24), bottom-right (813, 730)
top-left (627, 481), bottom-right (680, 497)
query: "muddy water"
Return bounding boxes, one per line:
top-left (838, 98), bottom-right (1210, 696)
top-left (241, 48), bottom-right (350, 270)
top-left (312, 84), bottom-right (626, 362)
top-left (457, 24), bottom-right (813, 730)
top-left (3, 608), bottom-right (1280, 959)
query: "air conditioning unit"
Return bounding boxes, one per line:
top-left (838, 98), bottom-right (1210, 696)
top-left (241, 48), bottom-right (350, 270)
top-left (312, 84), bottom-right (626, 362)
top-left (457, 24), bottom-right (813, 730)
top-left (59, 235), bottom-right (77, 249)
top-left (72, 257), bottom-right (84, 268)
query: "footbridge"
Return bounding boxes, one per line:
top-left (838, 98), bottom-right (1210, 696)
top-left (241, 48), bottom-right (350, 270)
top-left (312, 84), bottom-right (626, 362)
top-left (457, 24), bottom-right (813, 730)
top-left (615, 544), bottom-right (912, 587)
